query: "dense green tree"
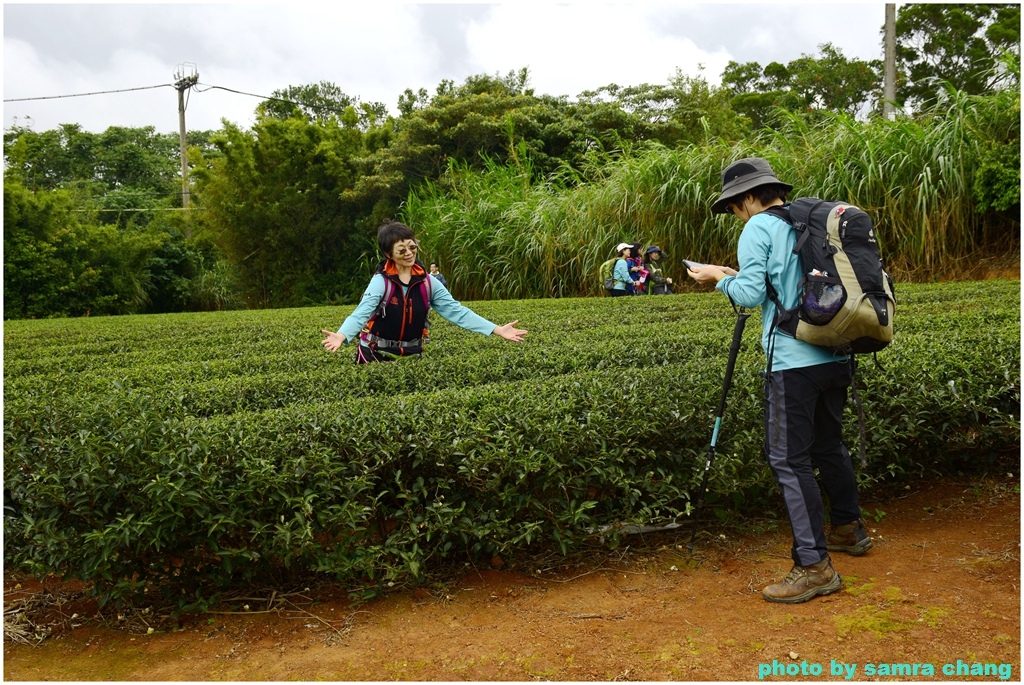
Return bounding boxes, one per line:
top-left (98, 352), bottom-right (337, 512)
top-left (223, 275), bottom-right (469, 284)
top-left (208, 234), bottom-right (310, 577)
top-left (257, 81), bottom-right (355, 122)
top-left (578, 68), bottom-right (750, 146)
top-left (4, 124), bottom-right (218, 225)
top-left (721, 43), bottom-right (881, 127)
top-left (4, 125), bottom-right (228, 316)
top-left (965, 54), bottom-right (1021, 223)
top-left (5, 124), bottom-right (180, 193)
top-left (787, 44), bottom-right (882, 116)
top-left (355, 68), bottom-right (748, 221)
top-left (350, 69), bottom-right (573, 219)
top-left (191, 112), bottom-right (371, 307)
top-left (895, 3), bottom-right (1021, 109)
top-left (257, 81), bottom-right (389, 131)
top-left (4, 124), bottom-right (96, 192)
top-left (3, 180), bottom-right (165, 318)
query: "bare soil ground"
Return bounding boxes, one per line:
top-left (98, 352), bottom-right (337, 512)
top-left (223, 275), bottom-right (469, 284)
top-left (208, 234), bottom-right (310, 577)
top-left (4, 477), bottom-right (1020, 681)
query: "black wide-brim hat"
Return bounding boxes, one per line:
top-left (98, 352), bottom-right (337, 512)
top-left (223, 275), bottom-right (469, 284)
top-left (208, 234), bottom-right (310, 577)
top-left (710, 157), bottom-right (793, 214)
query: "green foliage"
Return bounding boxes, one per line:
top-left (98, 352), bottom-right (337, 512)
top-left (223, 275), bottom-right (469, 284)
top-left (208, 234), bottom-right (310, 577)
top-left (256, 81), bottom-right (388, 130)
top-left (721, 43), bottom-right (882, 127)
top-left (3, 180), bottom-right (166, 317)
top-left (974, 141), bottom-right (1021, 214)
top-left (895, 3), bottom-right (1021, 110)
top-left (2, 48), bottom-right (1019, 317)
top-left (405, 142), bottom-right (739, 300)
top-left (2, 180), bottom-right (236, 318)
top-left (2, 123), bottom-right (216, 210)
top-left (191, 116), bottom-right (373, 307)
top-left (351, 69), bottom-right (570, 215)
top-left (578, 68), bottom-right (751, 145)
top-left (354, 67), bottom-right (750, 224)
top-left (2, 123), bottom-right (235, 318)
top-left (3, 281), bottom-right (1019, 607)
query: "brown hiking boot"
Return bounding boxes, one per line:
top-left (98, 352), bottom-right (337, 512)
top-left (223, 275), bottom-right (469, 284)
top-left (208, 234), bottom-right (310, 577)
top-left (762, 558), bottom-right (841, 604)
top-left (827, 519), bottom-right (873, 556)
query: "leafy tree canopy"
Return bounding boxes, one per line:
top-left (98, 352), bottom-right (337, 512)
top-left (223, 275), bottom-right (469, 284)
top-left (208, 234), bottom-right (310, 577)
top-left (3, 124), bottom-right (218, 193)
top-left (578, 67), bottom-right (750, 146)
top-left (3, 179), bottom-right (167, 318)
top-left (257, 81), bottom-right (388, 130)
top-left (721, 43), bottom-right (881, 128)
top-left (191, 112), bottom-right (372, 307)
top-left (895, 3), bottom-right (1021, 109)
top-left (350, 69), bottom-right (569, 217)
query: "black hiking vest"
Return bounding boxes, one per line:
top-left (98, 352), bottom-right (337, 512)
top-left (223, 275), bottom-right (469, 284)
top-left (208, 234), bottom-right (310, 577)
top-left (358, 260), bottom-right (432, 356)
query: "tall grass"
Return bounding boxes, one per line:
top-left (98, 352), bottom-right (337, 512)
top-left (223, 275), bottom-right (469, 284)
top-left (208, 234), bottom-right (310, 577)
top-left (405, 88), bottom-right (1019, 300)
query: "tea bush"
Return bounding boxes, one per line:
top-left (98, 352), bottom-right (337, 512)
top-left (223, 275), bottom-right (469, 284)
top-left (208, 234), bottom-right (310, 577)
top-left (4, 281), bottom-right (1019, 607)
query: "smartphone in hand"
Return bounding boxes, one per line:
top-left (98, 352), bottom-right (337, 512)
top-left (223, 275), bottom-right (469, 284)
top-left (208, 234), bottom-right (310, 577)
top-left (682, 259), bottom-right (707, 271)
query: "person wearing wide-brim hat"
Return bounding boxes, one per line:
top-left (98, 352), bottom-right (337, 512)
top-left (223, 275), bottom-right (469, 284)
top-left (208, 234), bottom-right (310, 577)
top-left (688, 157), bottom-right (873, 605)
top-left (643, 245), bottom-right (673, 295)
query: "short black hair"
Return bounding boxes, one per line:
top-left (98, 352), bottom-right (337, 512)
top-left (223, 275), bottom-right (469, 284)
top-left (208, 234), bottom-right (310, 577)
top-left (747, 183), bottom-right (790, 208)
top-left (377, 221), bottom-right (416, 256)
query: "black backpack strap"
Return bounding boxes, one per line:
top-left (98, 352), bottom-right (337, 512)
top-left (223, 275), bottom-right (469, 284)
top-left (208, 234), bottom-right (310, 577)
top-left (792, 226), bottom-right (814, 254)
top-left (763, 272), bottom-right (788, 378)
top-left (762, 204), bottom-right (792, 224)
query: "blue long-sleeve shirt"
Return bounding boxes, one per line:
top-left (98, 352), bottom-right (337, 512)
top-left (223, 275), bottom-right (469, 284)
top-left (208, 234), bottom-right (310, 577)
top-left (338, 274), bottom-right (495, 343)
top-left (715, 209), bottom-right (847, 372)
top-left (612, 258), bottom-right (631, 290)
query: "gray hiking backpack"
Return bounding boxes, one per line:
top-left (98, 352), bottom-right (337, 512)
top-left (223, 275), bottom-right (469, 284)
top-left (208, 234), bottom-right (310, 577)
top-left (765, 198), bottom-right (895, 355)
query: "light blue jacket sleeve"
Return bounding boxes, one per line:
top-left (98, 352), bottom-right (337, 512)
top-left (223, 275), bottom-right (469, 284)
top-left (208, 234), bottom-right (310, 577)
top-left (428, 275), bottom-right (496, 335)
top-left (338, 274), bottom-right (386, 343)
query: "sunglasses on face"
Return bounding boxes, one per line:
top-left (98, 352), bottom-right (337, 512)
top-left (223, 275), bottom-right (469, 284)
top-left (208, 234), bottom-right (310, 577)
top-left (393, 244), bottom-right (419, 258)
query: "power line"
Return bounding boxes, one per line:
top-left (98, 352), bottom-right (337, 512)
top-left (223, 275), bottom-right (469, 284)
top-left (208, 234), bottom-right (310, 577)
top-left (4, 83), bottom-right (175, 103)
top-left (5, 80), bottom-right (328, 111)
top-left (195, 83), bottom-right (301, 106)
top-left (195, 83), bottom-right (369, 117)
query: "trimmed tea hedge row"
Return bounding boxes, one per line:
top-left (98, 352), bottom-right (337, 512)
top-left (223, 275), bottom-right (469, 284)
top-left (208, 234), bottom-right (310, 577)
top-left (4, 281), bottom-right (1019, 607)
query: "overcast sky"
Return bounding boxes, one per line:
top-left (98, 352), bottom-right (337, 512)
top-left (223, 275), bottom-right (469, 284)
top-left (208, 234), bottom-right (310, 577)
top-left (4, 2), bottom-right (891, 135)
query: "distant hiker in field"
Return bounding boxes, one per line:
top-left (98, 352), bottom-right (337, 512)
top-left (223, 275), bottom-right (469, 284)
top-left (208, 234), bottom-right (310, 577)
top-left (322, 222), bottom-right (527, 363)
top-left (628, 242), bottom-right (647, 294)
top-left (608, 243), bottom-right (635, 297)
top-left (643, 246), bottom-right (673, 295)
top-left (687, 157), bottom-right (872, 604)
top-left (429, 261), bottom-right (448, 289)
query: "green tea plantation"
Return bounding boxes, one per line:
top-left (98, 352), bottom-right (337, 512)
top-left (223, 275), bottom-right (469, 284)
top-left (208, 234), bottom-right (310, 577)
top-left (3, 281), bottom-right (1019, 609)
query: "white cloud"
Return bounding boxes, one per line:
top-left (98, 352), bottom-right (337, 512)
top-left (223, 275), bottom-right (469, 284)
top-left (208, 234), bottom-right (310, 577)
top-left (464, 4), bottom-right (733, 96)
top-left (3, 3), bottom-right (892, 133)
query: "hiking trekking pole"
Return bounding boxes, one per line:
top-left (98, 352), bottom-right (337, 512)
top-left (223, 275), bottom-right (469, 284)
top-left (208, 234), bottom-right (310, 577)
top-left (688, 299), bottom-right (750, 554)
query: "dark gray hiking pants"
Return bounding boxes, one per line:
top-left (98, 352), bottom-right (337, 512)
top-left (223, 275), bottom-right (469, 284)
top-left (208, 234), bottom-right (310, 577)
top-left (764, 360), bottom-right (862, 567)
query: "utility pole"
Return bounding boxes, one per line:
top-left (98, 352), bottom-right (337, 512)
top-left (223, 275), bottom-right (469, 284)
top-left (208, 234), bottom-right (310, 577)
top-left (884, 4), bottom-right (897, 119)
top-left (173, 63), bottom-right (199, 208)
